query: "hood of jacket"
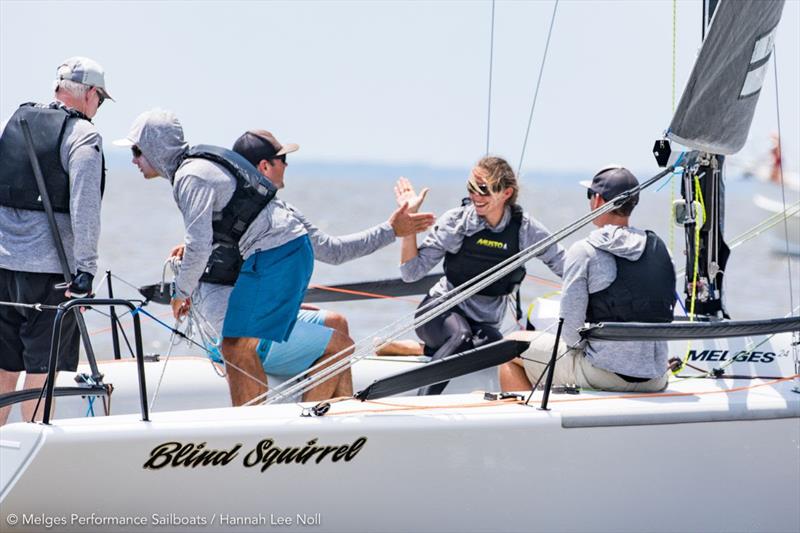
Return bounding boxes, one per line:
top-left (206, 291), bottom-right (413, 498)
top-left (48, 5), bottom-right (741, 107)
top-left (586, 224), bottom-right (648, 261)
top-left (123, 109), bottom-right (188, 182)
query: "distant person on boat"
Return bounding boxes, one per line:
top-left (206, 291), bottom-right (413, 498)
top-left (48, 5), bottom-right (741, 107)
top-left (0, 57), bottom-right (112, 425)
top-left (116, 114), bottom-right (434, 405)
top-left (397, 156), bottom-right (565, 395)
top-left (500, 166), bottom-right (676, 393)
top-left (175, 129), bottom-right (435, 402)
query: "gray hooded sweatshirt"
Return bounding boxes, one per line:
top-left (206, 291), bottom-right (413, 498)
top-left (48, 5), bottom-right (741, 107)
top-left (560, 224), bottom-right (672, 379)
top-left (123, 109), bottom-right (307, 299)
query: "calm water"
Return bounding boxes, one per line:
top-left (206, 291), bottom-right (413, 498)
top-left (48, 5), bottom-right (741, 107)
top-left (82, 163), bottom-right (800, 359)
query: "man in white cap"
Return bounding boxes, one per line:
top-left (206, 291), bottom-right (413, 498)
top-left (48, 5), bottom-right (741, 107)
top-left (500, 166), bottom-right (676, 393)
top-left (117, 111), bottom-right (434, 407)
top-left (0, 57), bottom-right (112, 425)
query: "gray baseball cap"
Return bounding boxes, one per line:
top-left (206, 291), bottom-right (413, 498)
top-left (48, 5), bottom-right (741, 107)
top-left (56, 56), bottom-right (113, 101)
top-left (579, 165), bottom-right (639, 202)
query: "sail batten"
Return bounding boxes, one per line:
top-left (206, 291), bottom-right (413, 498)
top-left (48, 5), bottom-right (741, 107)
top-left (668, 0), bottom-right (785, 155)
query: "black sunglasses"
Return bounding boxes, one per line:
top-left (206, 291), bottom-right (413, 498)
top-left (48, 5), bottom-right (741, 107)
top-left (467, 180), bottom-right (491, 197)
top-left (587, 188), bottom-right (595, 200)
top-left (131, 145), bottom-right (142, 158)
top-left (93, 88), bottom-right (106, 107)
top-left (272, 154), bottom-right (287, 165)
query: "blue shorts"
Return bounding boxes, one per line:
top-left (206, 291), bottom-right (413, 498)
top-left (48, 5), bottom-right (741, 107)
top-left (207, 309), bottom-right (333, 377)
top-left (258, 309), bottom-right (333, 376)
top-left (222, 235), bottom-right (314, 341)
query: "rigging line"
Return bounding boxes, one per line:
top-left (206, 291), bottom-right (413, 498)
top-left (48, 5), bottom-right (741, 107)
top-left (109, 273), bottom-right (143, 293)
top-left (485, 0), bottom-right (496, 156)
top-left (516, 0), bottom-right (559, 177)
top-left (135, 305), bottom-right (269, 390)
top-left (772, 47), bottom-right (795, 319)
top-left (771, 46), bottom-right (799, 383)
top-left (260, 167), bottom-right (674, 404)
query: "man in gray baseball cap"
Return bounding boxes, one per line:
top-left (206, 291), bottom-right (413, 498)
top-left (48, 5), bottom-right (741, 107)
top-left (501, 165), bottom-right (676, 395)
top-left (0, 56), bottom-right (112, 424)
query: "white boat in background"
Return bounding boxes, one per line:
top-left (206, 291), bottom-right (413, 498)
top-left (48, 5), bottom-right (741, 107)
top-left (753, 194), bottom-right (800, 255)
top-left (1, 1), bottom-right (799, 532)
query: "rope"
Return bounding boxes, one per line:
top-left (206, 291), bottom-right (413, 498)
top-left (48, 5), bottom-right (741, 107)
top-left (771, 46), bottom-right (800, 378)
top-left (307, 284), bottom-right (420, 303)
top-left (321, 375), bottom-right (799, 417)
top-left (668, 0), bottom-right (678, 256)
top-left (0, 301), bottom-right (59, 311)
top-left (485, 0), bottom-right (495, 155)
top-left (676, 173), bottom-right (707, 373)
top-left (516, 0), bottom-right (559, 177)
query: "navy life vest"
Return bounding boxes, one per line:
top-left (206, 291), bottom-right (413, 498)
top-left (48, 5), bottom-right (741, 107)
top-left (443, 202), bottom-right (526, 297)
top-left (0, 102), bottom-right (105, 213)
top-left (586, 230), bottom-right (675, 324)
top-left (181, 145), bottom-right (277, 286)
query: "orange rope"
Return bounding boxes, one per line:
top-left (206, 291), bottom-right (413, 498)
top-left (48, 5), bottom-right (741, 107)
top-left (308, 284), bottom-right (421, 303)
top-left (525, 274), bottom-right (561, 289)
top-left (324, 375), bottom-right (799, 416)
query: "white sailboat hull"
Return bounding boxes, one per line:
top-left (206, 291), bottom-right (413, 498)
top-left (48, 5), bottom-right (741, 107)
top-left (1, 379), bottom-right (798, 532)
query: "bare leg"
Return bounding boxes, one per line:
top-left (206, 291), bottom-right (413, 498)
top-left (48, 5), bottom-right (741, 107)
top-left (0, 370), bottom-right (20, 426)
top-left (499, 358), bottom-right (532, 392)
top-left (302, 313), bottom-right (354, 402)
top-left (374, 339), bottom-right (425, 356)
top-left (221, 337), bottom-right (267, 406)
top-left (20, 373), bottom-right (51, 422)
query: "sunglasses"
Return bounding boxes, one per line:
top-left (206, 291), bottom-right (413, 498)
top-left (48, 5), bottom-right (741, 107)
top-left (131, 145), bottom-right (142, 158)
top-left (467, 180), bottom-right (492, 197)
top-left (587, 188), bottom-right (595, 200)
top-left (92, 88), bottom-right (106, 108)
top-left (272, 154), bottom-right (287, 165)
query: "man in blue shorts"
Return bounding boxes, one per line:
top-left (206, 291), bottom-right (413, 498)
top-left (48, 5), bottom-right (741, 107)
top-left (130, 121), bottom-right (433, 404)
top-left (186, 129), bottom-right (434, 402)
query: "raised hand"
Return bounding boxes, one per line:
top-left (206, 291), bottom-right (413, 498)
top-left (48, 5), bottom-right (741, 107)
top-left (388, 202), bottom-right (435, 237)
top-left (394, 176), bottom-right (430, 214)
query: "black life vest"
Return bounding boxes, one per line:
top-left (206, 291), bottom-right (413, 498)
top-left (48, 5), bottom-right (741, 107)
top-left (586, 230), bottom-right (675, 323)
top-left (443, 202), bottom-right (526, 297)
top-left (0, 102), bottom-right (105, 213)
top-left (180, 145), bottom-right (277, 286)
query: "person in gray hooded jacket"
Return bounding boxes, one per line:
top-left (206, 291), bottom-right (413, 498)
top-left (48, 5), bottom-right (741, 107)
top-left (500, 166), bottom-right (676, 393)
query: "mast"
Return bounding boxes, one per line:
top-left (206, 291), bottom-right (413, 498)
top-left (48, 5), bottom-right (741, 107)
top-left (663, 0), bottom-right (785, 319)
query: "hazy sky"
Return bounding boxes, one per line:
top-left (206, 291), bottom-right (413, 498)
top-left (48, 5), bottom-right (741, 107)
top-left (1, 0), bottom-right (798, 175)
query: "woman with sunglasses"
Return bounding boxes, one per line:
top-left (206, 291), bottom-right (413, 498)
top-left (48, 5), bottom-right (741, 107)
top-left (397, 156), bottom-right (565, 395)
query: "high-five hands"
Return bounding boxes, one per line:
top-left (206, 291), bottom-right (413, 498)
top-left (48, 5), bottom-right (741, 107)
top-left (394, 176), bottom-right (430, 213)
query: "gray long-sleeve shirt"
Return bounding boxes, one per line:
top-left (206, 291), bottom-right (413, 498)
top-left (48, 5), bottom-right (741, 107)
top-left (123, 109), bottom-right (308, 299)
top-left (0, 103), bottom-right (103, 276)
top-left (195, 207), bottom-right (397, 335)
top-left (559, 224), bottom-right (673, 379)
top-left (400, 203), bottom-right (565, 329)
top-left (170, 160), bottom-right (308, 299)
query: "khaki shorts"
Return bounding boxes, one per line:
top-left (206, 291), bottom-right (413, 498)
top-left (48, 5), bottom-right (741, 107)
top-left (520, 332), bottom-right (668, 393)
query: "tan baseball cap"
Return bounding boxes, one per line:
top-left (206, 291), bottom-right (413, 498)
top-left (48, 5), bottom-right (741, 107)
top-left (232, 129), bottom-right (298, 166)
